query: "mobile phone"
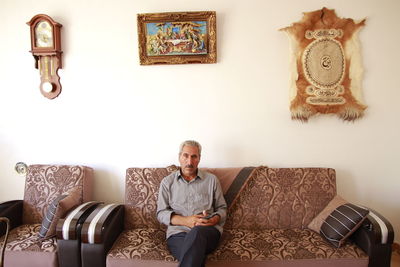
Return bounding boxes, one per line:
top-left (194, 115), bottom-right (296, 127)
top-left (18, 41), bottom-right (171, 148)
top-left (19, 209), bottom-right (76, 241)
top-left (202, 214), bottom-right (214, 220)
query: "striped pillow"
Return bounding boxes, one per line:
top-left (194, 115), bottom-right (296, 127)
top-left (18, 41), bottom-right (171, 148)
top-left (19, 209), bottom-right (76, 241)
top-left (38, 188), bottom-right (82, 239)
top-left (38, 195), bottom-right (67, 239)
top-left (320, 203), bottom-right (369, 247)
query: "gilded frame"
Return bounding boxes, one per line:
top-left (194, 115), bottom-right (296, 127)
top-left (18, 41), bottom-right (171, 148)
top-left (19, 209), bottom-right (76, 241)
top-left (137, 11), bottom-right (217, 65)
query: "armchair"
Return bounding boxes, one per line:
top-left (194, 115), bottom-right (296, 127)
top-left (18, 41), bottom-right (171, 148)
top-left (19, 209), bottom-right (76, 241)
top-left (0, 164), bottom-right (93, 267)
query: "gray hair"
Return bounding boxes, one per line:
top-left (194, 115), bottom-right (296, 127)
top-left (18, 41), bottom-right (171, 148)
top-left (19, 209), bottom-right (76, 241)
top-left (179, 140), bottom-right (202, 156)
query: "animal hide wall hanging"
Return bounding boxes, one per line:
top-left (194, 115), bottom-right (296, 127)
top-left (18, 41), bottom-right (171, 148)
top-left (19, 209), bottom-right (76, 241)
top-left (281, 8), bottom-right (367, 122)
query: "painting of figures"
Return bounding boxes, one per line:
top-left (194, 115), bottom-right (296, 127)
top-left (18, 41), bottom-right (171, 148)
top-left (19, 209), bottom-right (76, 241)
top-left (137, 11), bottom-right (217, 65)
top-left (146, 21), bottom-right (208, 56)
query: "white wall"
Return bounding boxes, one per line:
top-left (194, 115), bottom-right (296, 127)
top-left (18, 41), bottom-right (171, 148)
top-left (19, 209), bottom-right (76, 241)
top-left (1, 0), bottom-right (399, 243)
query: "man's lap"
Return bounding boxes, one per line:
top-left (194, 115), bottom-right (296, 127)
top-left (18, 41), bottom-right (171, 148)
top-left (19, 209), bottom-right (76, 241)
top-left (167, 226), bottom-right (221, 259)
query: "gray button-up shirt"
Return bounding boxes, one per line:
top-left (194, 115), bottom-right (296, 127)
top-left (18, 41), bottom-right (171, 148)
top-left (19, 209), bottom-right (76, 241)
top-left (156, 169), bottom-right (227, 239)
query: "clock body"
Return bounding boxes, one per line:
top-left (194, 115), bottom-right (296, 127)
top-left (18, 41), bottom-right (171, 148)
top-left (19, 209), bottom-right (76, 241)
top-left (27, 14), bottom-right (62, 54)
top-left (27, 14), bottom-right (63, 99)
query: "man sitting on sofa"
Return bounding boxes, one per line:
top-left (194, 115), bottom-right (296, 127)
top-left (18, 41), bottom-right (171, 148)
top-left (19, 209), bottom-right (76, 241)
top-left (156, 140), bottom-right (227, 267)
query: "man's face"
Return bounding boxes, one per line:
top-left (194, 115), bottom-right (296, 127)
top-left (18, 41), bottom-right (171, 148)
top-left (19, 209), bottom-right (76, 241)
top-left (179, 145), bottom-right (201, 178)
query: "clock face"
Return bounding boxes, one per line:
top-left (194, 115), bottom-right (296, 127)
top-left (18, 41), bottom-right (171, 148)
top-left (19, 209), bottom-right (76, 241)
top-left (35, 20), bottom-right (53, 48)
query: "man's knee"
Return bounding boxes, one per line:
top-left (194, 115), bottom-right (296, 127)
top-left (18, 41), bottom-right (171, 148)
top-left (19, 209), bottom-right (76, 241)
top-left (188, 226), bottom-right (220, 245)
top-left (190, 226), bottom-right (206, 234)
top-left (187, 226), bottom-right (207, 243)
top-left (188, 226), bottom-right (214, 239)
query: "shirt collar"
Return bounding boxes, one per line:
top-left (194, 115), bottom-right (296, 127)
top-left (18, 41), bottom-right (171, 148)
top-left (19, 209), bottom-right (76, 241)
top-left (177, 168), bottom-right (205, 181)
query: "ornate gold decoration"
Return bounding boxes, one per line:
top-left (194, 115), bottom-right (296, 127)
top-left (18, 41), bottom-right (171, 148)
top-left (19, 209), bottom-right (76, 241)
top-left (137, 11), bottom-right (217, 65)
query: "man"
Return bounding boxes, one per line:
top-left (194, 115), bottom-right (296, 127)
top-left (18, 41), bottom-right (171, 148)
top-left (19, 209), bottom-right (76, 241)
top-left (157, 140), bottom-right (227, 267)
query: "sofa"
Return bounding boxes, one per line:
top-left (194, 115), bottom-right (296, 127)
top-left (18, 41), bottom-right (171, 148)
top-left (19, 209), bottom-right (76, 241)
top-left (0, 164), bottom-right (98, 267)
top-left (80, 166), bottom-right (394, 267)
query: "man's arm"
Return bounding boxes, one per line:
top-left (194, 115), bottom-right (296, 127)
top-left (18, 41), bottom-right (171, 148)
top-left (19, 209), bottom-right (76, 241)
top-left (171, 213), bottom-right (206, 228)
top-left (156, 180), bottom-right (174, 226)
top-left (212, 176), bottom-right (227, 225)
top-left (195, 176), bottom-right (227, 227)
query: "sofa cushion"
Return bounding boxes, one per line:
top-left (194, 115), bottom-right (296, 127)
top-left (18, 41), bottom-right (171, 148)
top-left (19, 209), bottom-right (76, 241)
top-left (124, 165), bottom-right (179, 230)
top-left (23, 165), bottom-right (92, 224)
top-left (308, 195), bottom-right (348, 232)
top-left (225, 167), bottom-right (337, 229)
top-left (38, 188), bottom-right (82, 239)
top-left (201, 167), bottom-right (247, 195)
top-left (107, 228), bottom-right (176, 263)
top-left (308, 195), bottom-right (369, 247)
top-left (38, 194), bottom-right (67, 238)
top-left (0, 223), bottom-right (58, 267)
top-left (123, 166), bottom-right (337, 230)
top-left (209, 228), bottom-right (367, 266)
top-left (106, 228), bottom-right (368, 267)
top-left (1, 224), bottom-right (57, 252)
top-left (320, 203), bottom-right (369, 248)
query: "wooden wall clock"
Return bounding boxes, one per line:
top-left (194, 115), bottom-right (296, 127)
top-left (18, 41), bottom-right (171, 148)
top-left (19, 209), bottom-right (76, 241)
top-left (27, 14), bottom-right (63, 99)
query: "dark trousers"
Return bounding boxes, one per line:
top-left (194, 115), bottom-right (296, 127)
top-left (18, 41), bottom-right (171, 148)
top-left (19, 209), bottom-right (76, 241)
top-left (167, 226), bottom-right (221, 267)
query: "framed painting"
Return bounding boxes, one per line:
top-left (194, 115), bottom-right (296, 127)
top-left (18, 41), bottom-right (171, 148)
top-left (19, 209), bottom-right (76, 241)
top-left (137, 11), bottom-right (217, 65)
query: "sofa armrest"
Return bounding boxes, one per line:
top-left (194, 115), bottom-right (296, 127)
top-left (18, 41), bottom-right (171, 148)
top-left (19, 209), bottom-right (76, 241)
top-left (0, 200), bottom-right (23, 236)
top-left (56, 201), bottom-right (103, 267)
top-left (81, 203), bottom-right (124, 267)
top-left (0, 200), bottom-right (21, 213)
top-left (350, 209), bottom-right (394, 267)
top-left (0, 217), bottom-right (10, 267)
top-left (56, 201), bottom-right (103, 240)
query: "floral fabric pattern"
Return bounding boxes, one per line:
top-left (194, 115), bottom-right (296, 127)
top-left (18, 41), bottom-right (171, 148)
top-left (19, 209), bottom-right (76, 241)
top-left (124, 165), bottom-right (179, 230)
top-left (0, 224), bottom-right (57, 253)
top-left (210, 228), bottom-right (367, 262)
top-left (108, 228), bottom-right (176, 262)
top-left (23, 165), bottom-right (88, 224)
top-left (107, 228), bottom-right (367, 263)
top-left (225, 168), bottom-right (337, 230)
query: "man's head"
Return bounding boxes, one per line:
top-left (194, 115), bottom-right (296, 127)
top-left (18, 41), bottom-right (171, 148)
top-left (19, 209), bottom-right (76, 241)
top-left (179, 140), bottom-right (202, 179)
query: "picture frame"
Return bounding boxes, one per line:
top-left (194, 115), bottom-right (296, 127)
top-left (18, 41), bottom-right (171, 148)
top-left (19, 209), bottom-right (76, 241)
top-left (137, 11), bottom-right (217, 65)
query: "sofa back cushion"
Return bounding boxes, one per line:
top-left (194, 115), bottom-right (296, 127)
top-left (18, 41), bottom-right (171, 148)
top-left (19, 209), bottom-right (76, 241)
top-left (23, 164), bottom-right (93, 224)
top-left (124, 166), bottom-right (337, 231)
top-left (224, 167), bottom-right (337, 230)
top-left (125, 165), bottom-right (179, 230)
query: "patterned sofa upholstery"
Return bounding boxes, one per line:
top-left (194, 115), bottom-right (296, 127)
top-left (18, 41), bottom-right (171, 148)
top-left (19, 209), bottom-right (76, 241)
top-left (80, 166), bottom-right (393, 267)
top-left (0, 164), bottom-right (94, 267)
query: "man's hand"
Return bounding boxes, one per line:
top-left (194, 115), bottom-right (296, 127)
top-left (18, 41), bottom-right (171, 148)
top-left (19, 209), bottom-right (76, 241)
top-left (195, 213), bottom-right (220, 227)
top-left (171, 213), bottom-right (220, 228)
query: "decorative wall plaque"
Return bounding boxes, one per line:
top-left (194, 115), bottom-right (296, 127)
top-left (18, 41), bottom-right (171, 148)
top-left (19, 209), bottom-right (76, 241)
top-left (281, 8), bottom-right (367, 122)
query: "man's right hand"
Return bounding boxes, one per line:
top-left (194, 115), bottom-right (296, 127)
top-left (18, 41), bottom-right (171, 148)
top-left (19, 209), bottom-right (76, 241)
top-left (171, 214), bottom-right (206, 228)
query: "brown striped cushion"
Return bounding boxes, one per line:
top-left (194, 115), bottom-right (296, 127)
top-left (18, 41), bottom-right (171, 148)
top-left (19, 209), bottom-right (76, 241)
top-left (38, 188), bottom-right (82, 239)
top-left (320, 203), bottom-right (369, 247)
top-left (38, 194), bottom-right (67, 238)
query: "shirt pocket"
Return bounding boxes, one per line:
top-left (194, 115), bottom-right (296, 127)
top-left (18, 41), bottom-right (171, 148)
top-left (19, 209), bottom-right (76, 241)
top-left (193, 193), bottom-right (210, 208)
top-left (170, 194), bottom-right (187, 211)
